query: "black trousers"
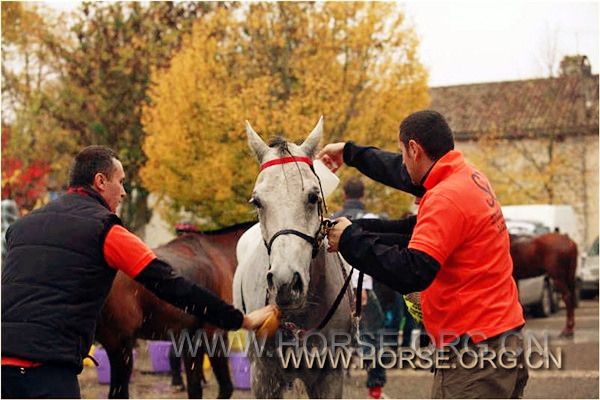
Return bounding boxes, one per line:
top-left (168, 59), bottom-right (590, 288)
top-left (2, 364), bottom-right (81, 399)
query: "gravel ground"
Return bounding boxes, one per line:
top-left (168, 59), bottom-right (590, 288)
top-left (79, 300), bottom-right (598, 399)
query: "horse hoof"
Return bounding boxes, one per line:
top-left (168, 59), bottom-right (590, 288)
top-left (218, 384), bottom-right (234, 399)
top-left (171, 384), bottom-right (186, 393)
top-left (559, 330), bottom-right (574, 338)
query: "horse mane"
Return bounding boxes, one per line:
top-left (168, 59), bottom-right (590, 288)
top-left (268, 136), bottom-right (294, 156)
top-left (198, 220), bottom-right (257, 235)
top-left (156, 221), bottom-right (257, 254)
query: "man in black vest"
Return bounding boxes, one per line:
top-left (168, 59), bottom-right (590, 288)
top-left (1, 145), bottom-right (274, 398)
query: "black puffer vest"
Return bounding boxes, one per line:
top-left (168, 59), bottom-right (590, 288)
top-left (2, 189), bottom-right (121, 371)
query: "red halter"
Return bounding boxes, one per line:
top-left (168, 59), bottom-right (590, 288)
top-left (260, 156), bottom-right (313, 171)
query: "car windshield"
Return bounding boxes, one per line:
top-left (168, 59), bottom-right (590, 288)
top-left (506, 219), bottom-right (551, 236)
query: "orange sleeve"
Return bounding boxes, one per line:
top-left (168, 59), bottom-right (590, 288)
top-left (408, 193), bottom-right (465, 265)
top-left (103, 225), bottom-right (157, 278)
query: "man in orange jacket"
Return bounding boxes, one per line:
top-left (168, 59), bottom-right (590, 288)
top-left (318, 110), bottom-right (528, 398)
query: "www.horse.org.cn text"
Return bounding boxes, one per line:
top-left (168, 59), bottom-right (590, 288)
top-left (168, 329), bottom-right (562, 370)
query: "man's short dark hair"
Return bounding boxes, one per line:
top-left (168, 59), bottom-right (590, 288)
top-left (399, 110), bottom-right (454, 160)
top-left (69, 145), bottom-right (119, 187)
top-left (343, 177), bottom-right (364, 199)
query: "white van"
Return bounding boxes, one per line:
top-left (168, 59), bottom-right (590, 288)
top-left (501, 204), bottom-right (581, 246)
top-left (580, 236), bottom-right (599, 298)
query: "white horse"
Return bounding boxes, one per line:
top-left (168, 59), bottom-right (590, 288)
top-left (233, 117), bottom-right (353, 398)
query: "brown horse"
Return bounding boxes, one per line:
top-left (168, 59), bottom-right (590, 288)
top-left (510, 232), bottom-right (578, 336)
top-left (95, 221), bottom-right (255, 398)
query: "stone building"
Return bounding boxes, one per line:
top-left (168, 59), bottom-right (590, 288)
top-left (429, 55), bottom-right (598, 248)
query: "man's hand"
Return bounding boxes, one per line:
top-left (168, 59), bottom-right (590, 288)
top-left (326, 217), bottom-right (352, 252)
top-left (316, 142), bottom-right (345, 172)
top-left (242, 304), bottom-right (278, 330)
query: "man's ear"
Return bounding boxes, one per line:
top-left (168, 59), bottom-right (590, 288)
top-left (92, 172), bottom-right (106, 192)
top-left (408, 139), bottom-right (421, 159)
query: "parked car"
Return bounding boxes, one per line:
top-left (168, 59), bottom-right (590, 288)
top-left (504, 219), bottom-right (550, 237)
top-left (579, 236), bottom-right (599, 299)
top-left (516, 275), bottom-right (558, 317)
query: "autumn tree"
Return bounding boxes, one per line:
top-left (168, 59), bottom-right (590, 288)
top-left (1, 125), bottom-right (51, 210)
top-left (41, 2), bottom-right (214, 233)
top-left (1, 2), bottom-right (74, 208)
top-left (142, 3), bottom-right (429, 228)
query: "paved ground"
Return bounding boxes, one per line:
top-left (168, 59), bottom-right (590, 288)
top-left (79, 299), bottom-right (598, 398)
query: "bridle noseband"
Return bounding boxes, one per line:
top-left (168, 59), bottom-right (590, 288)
top-left (264, 228), bottom-right (321, 259)
top-left (254, 154), bottom-right (362, 338)
top-left (259, 156), bottom-right (329, 259)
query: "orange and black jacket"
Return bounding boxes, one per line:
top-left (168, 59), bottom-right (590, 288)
top-left (339, 141), bottom-right (441, 293)
top-left (2, 187), bottom-right (242, 370)
top-left (340, 143), bottom-right (524, 347)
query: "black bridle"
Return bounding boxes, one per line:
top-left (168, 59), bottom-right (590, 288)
top-left (255, 154), bottom-right (363, 337)
top-left (259, 154), bottom-right (329, 260)
top-left (263, 199), bottom-right (327, 260)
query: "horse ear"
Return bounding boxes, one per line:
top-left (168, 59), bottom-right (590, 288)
top-left (246, 120), bottom-right (269, 162)
top-left (300, 116), bottom-right (323, 158)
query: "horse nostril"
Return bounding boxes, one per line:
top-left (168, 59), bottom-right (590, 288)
top-left (267, 272), bottom-right (274, 290)
top-left (291, 272), bottom-right (303, 294)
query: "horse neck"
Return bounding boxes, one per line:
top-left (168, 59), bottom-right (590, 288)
top-left (307, 250), bottom-right (346, 305)
top-left (195, 235), bottom-right (237, 275)
top-left (156, 234), bottom-right (235, 278)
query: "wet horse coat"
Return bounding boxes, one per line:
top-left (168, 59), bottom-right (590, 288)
top-left (510, 232), bottom-right (578, 336)
top-left (233, 118), bottom-right (353, 398)
top-left (96, 222), bottom-right (254, 398)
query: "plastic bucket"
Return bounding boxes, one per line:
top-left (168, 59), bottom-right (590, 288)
top-left (229, 352), bottom-right (251, 390)
top-left (228, 330), bottom-right (247, 352)
top-left (148, 340), bottom-right (172, 373)
top-left (94, 347), bottom-right (137, 384)
top-left (95, 347), bottom-right (111, 384)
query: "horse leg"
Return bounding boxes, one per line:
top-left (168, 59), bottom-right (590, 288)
top-left (208, 334), bottom-right (234, 399)
top-left (106, 341), bottom-right (135, 399)
top-left (554, 279), bottom-right (575, 337)
top-left (183, 347), bottom-right (205, 398)
top-left (209, 354), bottom-right (233, 398)
top-left (251, 358), bottom-right (284, 398)
top-left (169, 346), bottom-right (185, 389)
top-left (304, 368), bottom-right (344, 398)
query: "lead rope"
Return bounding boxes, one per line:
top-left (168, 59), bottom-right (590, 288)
top-left (311, 162), bottom-right (361, 333)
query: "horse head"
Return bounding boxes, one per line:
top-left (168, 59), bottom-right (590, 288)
top-left (245, 117), bottom-right (324, 309)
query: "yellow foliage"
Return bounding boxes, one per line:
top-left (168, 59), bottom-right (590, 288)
top-left (463, 135), bottom-right (578, 207)
top-left (142, 3), bottom-right (429, 228)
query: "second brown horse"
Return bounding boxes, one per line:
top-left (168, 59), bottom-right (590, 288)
top-left (95, 221), bottom-right (255, 398)
top-left (510, 232), bottom-right (578, 337)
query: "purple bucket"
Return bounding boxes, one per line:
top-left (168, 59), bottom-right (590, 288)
top-left (229, 352), bottom-right (251, 390)
top-left (95, 348), bottom-right (111, 384)
top-left (94, 347), bottom-right (137, 384)
top-left (148, 341), bottom-right (173, 373)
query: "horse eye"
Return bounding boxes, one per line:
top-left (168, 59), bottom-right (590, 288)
top-left (308, 193), bottom-right (319, 205)
top-left (249, 197), bottom-right (262, 209)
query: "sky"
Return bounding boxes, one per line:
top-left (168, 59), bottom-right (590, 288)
top-left (45, 0), bottom-right (599, 87)
top-left (403, 1), bottom-right (599, 86)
